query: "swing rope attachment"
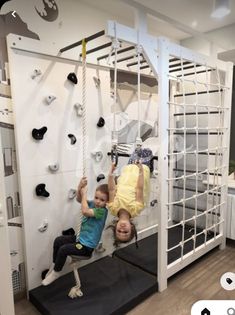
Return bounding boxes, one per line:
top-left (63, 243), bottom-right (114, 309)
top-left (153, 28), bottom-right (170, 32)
top-left (136, 39), bottom-right (143, 151)
top-left (110, 26), bottom-right (121, 166)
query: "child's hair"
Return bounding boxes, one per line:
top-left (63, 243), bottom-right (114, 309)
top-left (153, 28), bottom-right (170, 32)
top-left (96, 184), bottom-right (109, 200)
top-left (106, 219), bottom-right (138, 248)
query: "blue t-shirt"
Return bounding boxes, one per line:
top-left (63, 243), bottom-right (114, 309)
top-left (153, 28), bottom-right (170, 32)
top-left (76, 201), bottom-right (108, 249)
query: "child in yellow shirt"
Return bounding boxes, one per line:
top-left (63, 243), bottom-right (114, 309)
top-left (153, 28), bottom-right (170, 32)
top-left (107, 148), bottom-right (152, 246)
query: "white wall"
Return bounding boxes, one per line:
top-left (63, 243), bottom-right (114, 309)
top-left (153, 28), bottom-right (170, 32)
top-left (1, 0), bottom-right (134, 61)
top-left (181, 23), bottom-right (235, 58)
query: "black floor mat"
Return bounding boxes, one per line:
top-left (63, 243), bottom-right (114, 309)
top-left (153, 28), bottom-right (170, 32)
top-left (113, 225), bottom-right (214, 275)
top-left (29, 256), bottom-right (157, 315)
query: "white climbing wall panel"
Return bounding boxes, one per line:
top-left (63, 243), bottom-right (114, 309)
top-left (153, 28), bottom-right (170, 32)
top-left (7, 34), bottom-right (113, 290)
top-left (7, 34), bottom-right (159, 290)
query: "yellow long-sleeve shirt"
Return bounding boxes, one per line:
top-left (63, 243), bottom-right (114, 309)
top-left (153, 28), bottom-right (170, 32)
top-left (107, 164), bottom-right (150, 218)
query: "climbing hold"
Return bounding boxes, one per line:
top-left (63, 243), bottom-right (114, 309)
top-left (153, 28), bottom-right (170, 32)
top-left (91, 151), bottom-right (103, 162)
top-left (68, 188), bottom-right (76, 200)
top-left (97, 117), bottom-right (105, 128)
top-left (67, 72), bottom-right (78, 84)
top-left (38, 219), bottom-right (48, 232)
top-left (32, 126), bottom-right (47, 140)
top-left (35, 183), bottom-right (50, 197)
top-left (97, 174), bottom-right (105, 182)
top-left (74, 103), bottom-right (83, 116)
top-left (68, 134), bottom-right (77, 145)
top-left (93, 76), bottom-right (100, 88)
top-left (48, 163), bottom-right (59, 172)
top-left (45, 95), bottom-right (56, 105)
top-left (150, 199), bottom-right (158, 207)
top-left (62, 228), bottom-right (75, 236)
top-left (152, 169), bottom-right (158, 178)
top-left (31, 69), bottom-right (42, 79)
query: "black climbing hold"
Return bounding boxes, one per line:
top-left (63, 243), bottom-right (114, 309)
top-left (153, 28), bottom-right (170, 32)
top-left (32, 126), bottom-right (47, 140)
top-left (41, 269), bottom-right (49, 280)
top-left (68, 134), bottom-right (77, 145)
top-left (67, 72), bottom-right (78, 84)
top-left (97, 117), bottom-right (105, 128)
top-left (62, 228), bottom-right (75, 236)
top-left (150, 199), bottom-right (158, 207)
top-left (97, 174), bottom-right (105, 182)
top-left (35, 183), bottom-right (50, 197)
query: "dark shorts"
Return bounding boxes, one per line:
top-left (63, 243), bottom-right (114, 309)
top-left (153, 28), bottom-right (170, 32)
top-left (128, 148), bottom-right (153, 172)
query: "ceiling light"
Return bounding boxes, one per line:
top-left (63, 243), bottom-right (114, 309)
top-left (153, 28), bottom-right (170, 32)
top-left (211, 0), bottom-right (231, 18)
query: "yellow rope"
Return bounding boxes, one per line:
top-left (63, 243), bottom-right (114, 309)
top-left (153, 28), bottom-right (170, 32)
top-left (82, 39), bottom-right (86, 59)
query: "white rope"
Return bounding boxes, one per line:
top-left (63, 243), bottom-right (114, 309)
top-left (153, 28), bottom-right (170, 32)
top-left (167, 203), bottom-right (225, 230)
top-left (167, 164), bottom-right (227, 181)
top-left (111, 25), bottom-right (120, 148)
top-left (107, 25), bottom-right (121, 166)
top-left (205, 63), bottom-right (211, 243)
top-left (77, 39), bottom-right (87, 239)
top-left (167, 212), bottom-right (225, 253)
top-left (168, 74), bottom-right (230, 90)
top-left (166, 186), bottom-right (226, 206)
top-left (113, 44), bottom-right (117, 138)
top-left (167, 127), bottom-right (228, 131)
top-left (167, 145), bottom-right (227, 156)
top-left (180, 56), bottom-right (186, 258)
top-left (167, 56), bottom-right (225, 254)
top-left (136, 34), bottom-right (142, 147)
top-left (213, 66), bottom-right (223, 236)
top-left (168, 101), bottom-right (229, 110)
top-left (82, 40), bottom-right (87, 177)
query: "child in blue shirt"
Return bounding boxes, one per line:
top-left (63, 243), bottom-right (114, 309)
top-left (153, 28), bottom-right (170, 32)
top-left (42, 177), bottom-right (109, 286)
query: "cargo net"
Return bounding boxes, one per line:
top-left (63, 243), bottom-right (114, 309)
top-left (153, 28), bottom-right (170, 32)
top-left (166, 56), bottom-right (229, 261)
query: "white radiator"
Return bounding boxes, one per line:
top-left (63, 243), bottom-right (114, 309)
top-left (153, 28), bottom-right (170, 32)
top-left (226, 194), bottom-right (235, 240)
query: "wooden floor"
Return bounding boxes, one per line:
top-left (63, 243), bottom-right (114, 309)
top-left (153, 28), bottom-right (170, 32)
top-left (15, 241), bottom-right (235, 315)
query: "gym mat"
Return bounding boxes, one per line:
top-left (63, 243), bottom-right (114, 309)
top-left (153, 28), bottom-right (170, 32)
top-left (113, 224), bottom-right (214, 275)
top-left (29, 256), bottom-right (157, 315)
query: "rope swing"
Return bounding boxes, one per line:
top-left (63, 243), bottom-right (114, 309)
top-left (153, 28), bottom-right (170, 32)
top-left (136, 34), bottom-right (142, 151)
top-left (82, 38), bottom-right (87, 177)
top-left (109, 32), bottom-right (144, 165)
top-left (110, 26), bottom-right (120, 166)
top-left (77, 38), bottom-right (87, 239)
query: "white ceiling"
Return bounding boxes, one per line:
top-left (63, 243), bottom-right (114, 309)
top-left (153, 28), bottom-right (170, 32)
top-left (83, 0), bottom-right (235, 41)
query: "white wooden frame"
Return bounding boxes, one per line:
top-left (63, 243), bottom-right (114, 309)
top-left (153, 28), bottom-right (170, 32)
top-left (106, 18), bottom-right (233, 291)
top-left (6, 17), bottom-right (233, 293)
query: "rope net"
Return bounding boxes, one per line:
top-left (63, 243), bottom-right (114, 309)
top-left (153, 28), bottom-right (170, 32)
top-left (166, 55), bottom-right (229, 262)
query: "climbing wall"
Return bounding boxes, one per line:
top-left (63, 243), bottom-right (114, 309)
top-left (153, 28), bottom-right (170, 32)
top-left (7, 35), bottom-right (113, 290)
top-left (7, 34), bottom-right (159, 290)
